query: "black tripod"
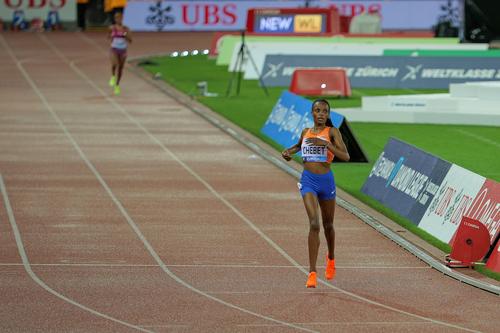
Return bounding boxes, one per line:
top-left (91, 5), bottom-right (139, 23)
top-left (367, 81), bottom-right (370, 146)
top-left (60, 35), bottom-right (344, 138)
top-left (226, 30), bottom-right (269, 97)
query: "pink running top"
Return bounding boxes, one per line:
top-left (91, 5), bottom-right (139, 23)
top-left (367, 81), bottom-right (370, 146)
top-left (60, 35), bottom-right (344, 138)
top-left (111, 26), bottom-right (128, 50)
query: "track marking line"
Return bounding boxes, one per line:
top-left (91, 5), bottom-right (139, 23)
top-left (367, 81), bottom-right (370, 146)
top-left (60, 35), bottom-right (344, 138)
top-left (22, 34), bottom-right (315, 333)
top-left (454, 129), bottom-right (500, 149)
top-left (206, 291), bottom-right (342, 295)
top-left (0, 175), bottom-right (153, 333)
top-left (0, 262), bottom-right (430, 269)
top-left (51, 33), bottom-right (479, 332)
top-left (238, 321), bottom-right (437, 327)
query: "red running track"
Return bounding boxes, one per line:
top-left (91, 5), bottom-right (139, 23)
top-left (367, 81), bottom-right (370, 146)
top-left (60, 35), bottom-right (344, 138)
top-left (0, 32), bottom-right (498, 333)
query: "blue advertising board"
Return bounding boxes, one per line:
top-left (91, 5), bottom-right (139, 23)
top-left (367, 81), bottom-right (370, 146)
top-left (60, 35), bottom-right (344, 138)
top-left (361, 138), bottom-right (452, 225)
top-left (261, 91), bottom-right (344, 149)
top-left (261, 55), bottom-right (500, 89)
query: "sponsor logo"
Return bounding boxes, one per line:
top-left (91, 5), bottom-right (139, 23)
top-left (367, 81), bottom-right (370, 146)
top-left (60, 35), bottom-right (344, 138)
top-left (369, 152), bottom-right (434, 202)
top-left (146, 0), bottom-right (174, 31)
top-left (385, 156), bottom-right (405, 188)
top-left (426, 183), bottom-right (474, 226)
top-left (464, 221), bottom-right (480, 230)
top-left (401, 65), bottom-right (422, 81)
top-left (262, 62), bottom-right (284, 79)
top-left (181, 3), bottom-right (237, 26)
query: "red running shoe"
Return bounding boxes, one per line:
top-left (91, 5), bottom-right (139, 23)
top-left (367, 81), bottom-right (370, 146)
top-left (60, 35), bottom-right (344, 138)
top-left (306, 271), bottom-right (317, 288)
top-left (325, 255), bottom-right (336, 280)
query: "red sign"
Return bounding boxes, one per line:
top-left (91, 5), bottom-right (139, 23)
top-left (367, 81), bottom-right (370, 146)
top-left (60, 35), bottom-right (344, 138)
top-left (486, 241), bottom-right (500, 273)
top-left (449, 217), bottom-right (491, 265)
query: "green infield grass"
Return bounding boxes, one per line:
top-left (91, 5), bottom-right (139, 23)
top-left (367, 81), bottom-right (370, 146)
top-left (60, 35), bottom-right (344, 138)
top-left (141, 54), bottom-right (500, 279)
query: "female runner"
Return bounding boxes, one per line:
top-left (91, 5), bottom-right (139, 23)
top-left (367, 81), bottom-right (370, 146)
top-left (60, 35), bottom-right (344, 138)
top-left (282, 99), bottom-right (350, 288)
top-left (108, 11), bottom-right (131, 95)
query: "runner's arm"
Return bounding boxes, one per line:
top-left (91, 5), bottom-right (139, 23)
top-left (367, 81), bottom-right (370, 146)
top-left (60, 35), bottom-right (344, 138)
top-left (282, 128), bottom-right (307, 161)
top-left (328, 127), bottom-right (350, 161)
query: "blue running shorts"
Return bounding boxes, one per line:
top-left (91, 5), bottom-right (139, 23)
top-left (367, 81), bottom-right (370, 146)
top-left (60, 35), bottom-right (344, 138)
top-left (298, 169), bottom-right (336, 200)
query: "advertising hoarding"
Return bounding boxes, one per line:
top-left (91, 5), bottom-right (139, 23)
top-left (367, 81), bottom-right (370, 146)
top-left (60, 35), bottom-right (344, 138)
top-left (361, 138), bottom-right (451, 225)
top-left (261, 54), bottom-right (500, 89)
top-left (363, 139), bottom-right (500, 247)
top-left (123, 0), bottom-right (462, 31)
top-left (261, 90), bottom-right (343, 149)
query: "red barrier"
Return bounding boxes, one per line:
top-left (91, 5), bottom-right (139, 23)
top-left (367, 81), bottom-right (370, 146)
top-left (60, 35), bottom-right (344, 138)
top-left (445, 217), bottom-right (491, 267)
top-left (289, 68), bottom-right (351, 97)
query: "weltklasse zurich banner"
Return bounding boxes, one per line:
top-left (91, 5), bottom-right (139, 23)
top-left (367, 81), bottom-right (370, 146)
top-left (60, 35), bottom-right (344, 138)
top-left (261, 55), bottom-right (500, 89)
top-left (363, 138), bottom-right (500, 245)
top-left (261, 90), bottom-right (343, 150)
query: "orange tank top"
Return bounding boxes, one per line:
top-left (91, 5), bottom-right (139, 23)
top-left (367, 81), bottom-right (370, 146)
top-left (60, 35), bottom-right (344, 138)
top-left (301, 127), bottom-right (334, 163)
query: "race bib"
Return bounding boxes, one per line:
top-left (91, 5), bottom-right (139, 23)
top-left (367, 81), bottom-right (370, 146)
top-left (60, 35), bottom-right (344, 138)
top-left (302, 144), bottom-right (328, 162)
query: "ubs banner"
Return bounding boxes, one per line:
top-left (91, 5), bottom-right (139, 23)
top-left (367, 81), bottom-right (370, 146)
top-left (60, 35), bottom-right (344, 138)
top-left (261, 55), bottom-right (500, 89)
top-left (0, 1), bottom-right (76, 21)
top-left (363, 138), bottom-right (500, 245)
top-left (123, 0), bottom-right (462, 31)
top-left (123, 0), bottom-right (293, 32)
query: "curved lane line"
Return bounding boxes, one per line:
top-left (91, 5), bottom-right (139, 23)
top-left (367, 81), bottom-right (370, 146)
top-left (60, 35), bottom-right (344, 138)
top-left (0, 175), bottom-right (153, 333)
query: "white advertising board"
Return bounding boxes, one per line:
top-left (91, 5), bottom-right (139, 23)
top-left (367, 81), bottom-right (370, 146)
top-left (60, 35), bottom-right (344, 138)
top-left (418, 164), bottom-right (486, 243)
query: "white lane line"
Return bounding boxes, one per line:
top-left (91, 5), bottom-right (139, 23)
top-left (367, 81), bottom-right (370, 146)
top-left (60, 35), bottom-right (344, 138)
top-left (454, 129), bottom-right (500, 149)
top-left (238, 321), bottom-right (436, 327)
top-left (140, 325), bottom-right (189, 328)
top-left (0, 262), bottom-right (430, 269)
top-left (30, 34), bottom-right (316, 333)
top-left (60, 34), bottom-right (477, 333)
top-left (207, 291), bottom-right (342, 295)
top-left (0, 175), bottom-right (153, 333)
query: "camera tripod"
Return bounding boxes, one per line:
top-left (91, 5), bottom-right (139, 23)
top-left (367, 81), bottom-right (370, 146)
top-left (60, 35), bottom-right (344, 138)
top-left (226, 30), bottom-right (269, 97)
